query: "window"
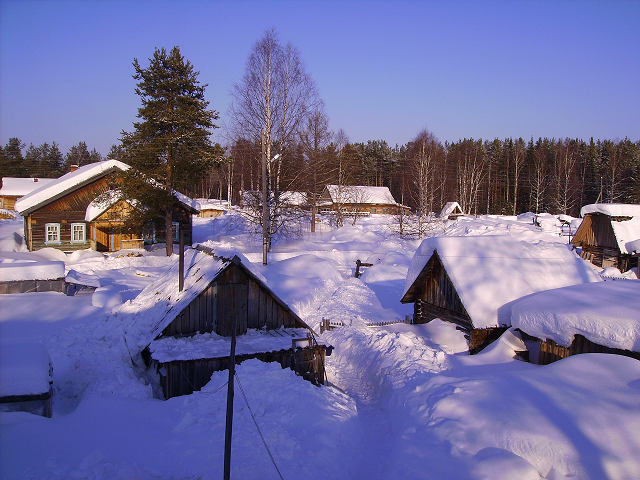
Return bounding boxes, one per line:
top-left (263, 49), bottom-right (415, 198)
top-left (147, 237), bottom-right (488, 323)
top-left (143, 223), bottom-right (156, 244)
top-left (71, 223), bottom-right (86, 243)
top-left (45, 223), bottom-right (61, 244)
top-left (371, 207), bottom-right (377, 214)
top-left (172, 222), bottom-right (180, 242)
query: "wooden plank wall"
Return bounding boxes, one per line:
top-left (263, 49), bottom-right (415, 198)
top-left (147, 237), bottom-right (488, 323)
top-left (538, 335), bottom-right (640, 365)
top-left (162, 283), bottom-right (217, 337)
top-left (155, 346), bottom-right (327, 399)
top-left (0, 279), bottom-right (67, 294)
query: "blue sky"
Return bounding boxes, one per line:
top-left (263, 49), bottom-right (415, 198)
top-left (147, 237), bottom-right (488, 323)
top-left (1, 0), bottom-right (639, 156)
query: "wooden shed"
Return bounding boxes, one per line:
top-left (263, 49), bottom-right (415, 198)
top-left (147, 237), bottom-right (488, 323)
top-left (401, 235), bottom-right (602, 353)
top-left (440, 202), bottom-right (464, 220)
top-left (118, 245), bottom-right (329, 399)
top-left (511, 280), bottom-right (640, 365)
top-left (14, 160), bottom-right (199, 253)
top-left (571, 203), bottom-right (640, 275)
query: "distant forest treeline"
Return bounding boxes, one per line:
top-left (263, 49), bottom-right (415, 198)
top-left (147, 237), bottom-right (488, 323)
top-left (2, 135), bottom-right (638, 218)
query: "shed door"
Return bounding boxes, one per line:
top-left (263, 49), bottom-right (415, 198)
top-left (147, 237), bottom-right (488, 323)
top-left (216, 280), bottom-right (248, 337)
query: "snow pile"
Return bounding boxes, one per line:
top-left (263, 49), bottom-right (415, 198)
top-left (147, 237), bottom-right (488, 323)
top-left (0, 341), bottom-right (51, 397)
top-left (403, 235), bottom-right (601, 328)
top-left (0, 260), bottom-right (65, 281)
top-left (511, 280), bottom-right (640, 351)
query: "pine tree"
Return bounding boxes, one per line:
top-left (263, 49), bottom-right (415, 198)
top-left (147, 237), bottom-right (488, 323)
top-left (119, 46), bottom-right (219, 256)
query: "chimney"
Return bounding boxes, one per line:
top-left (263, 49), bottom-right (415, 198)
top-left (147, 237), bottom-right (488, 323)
top-left (69, 164), bottom-right (79, 173)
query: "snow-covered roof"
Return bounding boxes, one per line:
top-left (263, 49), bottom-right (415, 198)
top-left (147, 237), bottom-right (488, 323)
top-left (580, 203), bottom-right (640, 254)
top-left (402, 235), bottom-right (602, 329)
top-left (84, 190), bottom-right (141, 222)
top-left (325, 185), bottom-right (398, 205)
top-left (0, 178), bottom-right (56, 197)
top-left (0, 341), bottom-right (52, 397)
top-left (440, 202), bottom-right (463, 217)
top-left (512, 280), bottom-right (640, 352)
top-left (113, 244), bottom-right (273, 351)
top-left (581, 203), bottom-right (640, 218)
top-left (15, 160), bottom-right (129, 214)
top-left (149, 328), bottom-right (312, 363)
top-left (0, 260), bottom-right (65, 282)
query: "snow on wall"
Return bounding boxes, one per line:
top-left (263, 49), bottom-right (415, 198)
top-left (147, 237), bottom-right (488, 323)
top-left (403, 235), bottom-right (602, 329)
top-left (0, 260), bottom-right (65, 281)
top-left (511, 280), bottom-right (640, 351)
top-left (0, 341), bottom-right (52, 397)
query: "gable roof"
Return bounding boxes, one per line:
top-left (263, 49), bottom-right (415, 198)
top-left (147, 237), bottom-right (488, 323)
top-left (15, 160), bottom-right (201, 216)
top-left (402, 235), bottom-right (601, 329)
top-left (325, 185), bottom-right (398, 205)
top-left (440, 202), bottom-right (463, 217)
top-left (0, 178), bottom-right (56, 197)
top-left (113, 244), bottom-right (308, 352)
top-left (15, 160), bottom-right (129, 215)
top-left (580, 203), bottom-right (640, 255)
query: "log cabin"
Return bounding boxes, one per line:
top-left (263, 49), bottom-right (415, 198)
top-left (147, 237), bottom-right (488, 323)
top-left (400, 235), bottom-right (601, 353)
top-left (318, 185), bottom-right (410, 216)
top-left (0, 177), bottom-right (55, 211)
top-left (14, 160), bottom-right (200, 252)
top-left (116, 245), bottom-right (329, 399)
top-left (570, 203), bottom-right (640, 275)
top-left (511, 280), bottom-right (640, 365)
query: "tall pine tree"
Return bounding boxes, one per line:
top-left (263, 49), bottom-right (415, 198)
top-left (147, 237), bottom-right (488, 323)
top-left (119, 47), bottom-right (219, 256)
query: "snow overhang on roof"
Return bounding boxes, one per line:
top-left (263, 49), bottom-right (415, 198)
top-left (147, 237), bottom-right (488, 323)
top-left (580, 203), bottom-right (640, 218)
top-left (402, 235), bottom-right (602, 330)
top-left (0, 178), bottom-right (56, 197)
top-left (15, 160), bottom-right (130, 215)
top-left (85, 190), bottom-right (140, 222)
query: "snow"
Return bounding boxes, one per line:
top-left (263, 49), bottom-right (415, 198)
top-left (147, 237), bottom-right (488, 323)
top-left (1, 211), bottom-right (640, 479)
top-left (0, 260), bottom-right (65, 281)
top-left (580, 203), bottom-right (640, 218)
top-left (0, 177), bottom-right (56, 197)
top-left (149, 328), bottom-right (314, 363)
top-left (403, 235), bottom-right (601, 329)
top-left (579, 203), bottom-right (640, 254)
top-left (14, 160), bottom-right (129, 214)
top-left (325, 184), bottom-right (399, 205)
top-left (0, 340), bottom-right (52, 397)
top-left (511, 280), bottom-right (640, 351)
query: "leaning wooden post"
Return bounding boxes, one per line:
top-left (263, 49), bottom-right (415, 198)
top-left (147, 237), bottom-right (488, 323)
top-left (223, 315), bottom-right (237, 480)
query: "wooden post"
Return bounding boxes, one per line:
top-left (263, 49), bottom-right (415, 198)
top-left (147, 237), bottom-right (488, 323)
top-left (261, 129), bottom-right (269, 266)
top-left (179, 230), bottom-right (185, 292)
top-left (223, 316), bottom-right (237, 480)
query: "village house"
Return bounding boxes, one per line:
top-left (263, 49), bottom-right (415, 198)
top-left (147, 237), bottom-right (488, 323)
top-left (511, 280), bottom-right (640, 365)
top-left (14, 160), bottom-right (200, 253)
top-left (318, 185), bottom-right (409, 216)
top-left (0, 177), bottom-right (56, 212)
top-left (400, 235), bottom-right (601, 353)
top-left (116, 244), bottom-right (329, 399)
top-left (570, 203), bottom-right (640, 275)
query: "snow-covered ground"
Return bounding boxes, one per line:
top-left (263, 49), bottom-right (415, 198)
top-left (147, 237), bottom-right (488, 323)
top-left (1, 212), bottom-right (639, 480)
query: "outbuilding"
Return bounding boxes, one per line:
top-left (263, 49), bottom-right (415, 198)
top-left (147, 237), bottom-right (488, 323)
top-left (117, 244), bottom-right (329, 399)
top-left (511, 280), bottom-right (640, 364)
top-left (571, 203), bottom-right (640, 275)
top-left (400, 235), bottom-right (601, 352)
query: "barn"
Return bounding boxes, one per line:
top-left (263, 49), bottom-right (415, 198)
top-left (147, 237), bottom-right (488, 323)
top-left (511, 280), bottom-right (640, 364)
top-left (14, 160), bottom-right (200, 252)
top-left (319, 185), bottom-right (409, 216)
top-left (571, 203), bottom-right (640, 275)
top-left (400, 235), bottom-right (602, 353)
top-left (117, 244), bottom-right (329, 399)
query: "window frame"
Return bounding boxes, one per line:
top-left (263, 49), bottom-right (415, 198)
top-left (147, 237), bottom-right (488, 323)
top-left (45, 223), bottom-right (61, 245)
top-left (70, 223), bottom-right (86, 244)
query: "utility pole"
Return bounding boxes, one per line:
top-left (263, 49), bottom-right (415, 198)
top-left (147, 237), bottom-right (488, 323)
top-left (262, 129), bottom-right (269, 266)
top-left (223, 316), bottom-right (237, 480)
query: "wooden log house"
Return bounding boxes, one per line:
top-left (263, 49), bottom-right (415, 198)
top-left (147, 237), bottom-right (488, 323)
top-left (14, 160), bottom-right (199, 253)
top-left (401, 235), bottom-right (601, 353)
top-left (570, 203), bottom-right (640, 275)
top-left (119, 245), bottom-right (329, 399)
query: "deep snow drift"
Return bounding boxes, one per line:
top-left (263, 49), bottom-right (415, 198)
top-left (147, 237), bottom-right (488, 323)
top-left (1, 212), bottom-right (639, 480)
